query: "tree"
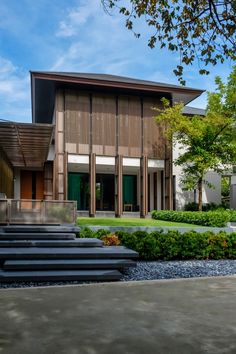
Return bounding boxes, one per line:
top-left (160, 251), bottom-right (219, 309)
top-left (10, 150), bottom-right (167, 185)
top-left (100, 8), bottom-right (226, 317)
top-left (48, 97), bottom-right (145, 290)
top-left (154, 66), bottom-right (236, 210)
top-left (102, 0), bottom-right (236, 84)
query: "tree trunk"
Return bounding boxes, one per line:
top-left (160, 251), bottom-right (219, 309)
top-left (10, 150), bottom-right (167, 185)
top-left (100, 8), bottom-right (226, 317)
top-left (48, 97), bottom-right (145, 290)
top-left (198, 178), bottom-right (203, 211)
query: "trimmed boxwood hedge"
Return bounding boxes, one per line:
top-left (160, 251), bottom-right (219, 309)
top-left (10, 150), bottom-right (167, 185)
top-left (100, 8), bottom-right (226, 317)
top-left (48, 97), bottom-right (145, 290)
top-left (151, 210), bottom-right (236, 227)
top-left (229, 209), bottom-right (236, 222)
top-left (78, 227), bottom-right (236, 260)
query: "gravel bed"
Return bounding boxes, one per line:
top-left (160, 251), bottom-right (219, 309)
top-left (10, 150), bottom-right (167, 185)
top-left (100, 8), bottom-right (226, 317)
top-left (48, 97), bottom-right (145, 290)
top-left (0, 260), bottom-right (235, 289)
top-left (121, 260), bottom-right (236, 281)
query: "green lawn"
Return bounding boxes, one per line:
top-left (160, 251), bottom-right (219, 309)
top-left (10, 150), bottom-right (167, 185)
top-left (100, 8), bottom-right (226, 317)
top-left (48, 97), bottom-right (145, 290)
top-left (77, 217), bottom-right (198, 227)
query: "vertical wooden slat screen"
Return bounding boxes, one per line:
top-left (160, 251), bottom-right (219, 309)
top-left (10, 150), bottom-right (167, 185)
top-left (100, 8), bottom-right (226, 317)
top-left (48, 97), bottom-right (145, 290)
top-left (64, 90), bottom-right (90, 154)
top-left (143, 98), bottom-right (165, 158)
top-left (54, 89), bottom-right (65, 200)
top-left (118, 96), bottom-right (141, 157)
top-left (118, 96), bottom-right (129, 156)
top-left (129, 98), bottom-right (141, 156)
top-left (92, 94), bottom-right (116, 155)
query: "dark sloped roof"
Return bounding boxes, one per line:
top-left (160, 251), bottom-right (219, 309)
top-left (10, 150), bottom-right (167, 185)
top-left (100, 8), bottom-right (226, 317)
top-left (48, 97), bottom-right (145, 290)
top-left (32, 71), bottom-right (202, 92)
top-left (182, 106), bottom-right (206, 115)
top-left (31, 71), bottom-right (205, 123)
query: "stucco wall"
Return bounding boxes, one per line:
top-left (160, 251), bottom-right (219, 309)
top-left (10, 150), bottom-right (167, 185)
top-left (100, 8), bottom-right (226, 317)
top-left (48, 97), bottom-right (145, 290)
top-left (173, 143), bottom-right (221, 209)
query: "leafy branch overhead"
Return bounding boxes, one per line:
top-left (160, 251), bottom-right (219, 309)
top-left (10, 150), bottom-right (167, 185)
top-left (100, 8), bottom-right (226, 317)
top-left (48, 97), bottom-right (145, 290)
top-left (102, 0), bottom-right (236, 84)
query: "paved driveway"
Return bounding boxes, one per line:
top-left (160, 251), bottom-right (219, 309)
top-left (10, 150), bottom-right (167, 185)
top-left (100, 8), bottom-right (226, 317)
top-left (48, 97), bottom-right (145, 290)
top-left (0, 276), bottom-right (235, 354)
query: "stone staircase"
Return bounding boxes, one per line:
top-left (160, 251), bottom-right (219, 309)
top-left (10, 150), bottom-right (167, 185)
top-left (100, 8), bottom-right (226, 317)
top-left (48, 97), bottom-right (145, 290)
top-left (0, 225), bottom-right (138, 283)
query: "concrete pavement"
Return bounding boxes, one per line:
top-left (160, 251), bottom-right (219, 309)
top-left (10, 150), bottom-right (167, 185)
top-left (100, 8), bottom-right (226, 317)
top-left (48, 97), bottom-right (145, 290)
top-left (0, 276), bottom-right (235, 354)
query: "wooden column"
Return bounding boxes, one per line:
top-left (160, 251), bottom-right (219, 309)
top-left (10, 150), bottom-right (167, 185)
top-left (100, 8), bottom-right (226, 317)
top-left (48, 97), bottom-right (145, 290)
top-left (43, 162), bottom-right (53, 200)
top-left (115, 155), bottom-right (123, 217)
top-left (64, 151), bottom-right (68, 200)
top-left (153, 172), bottom-right (157, 210)
top-left (164, 141), bottom-right (173, 210)
top-left (54, 90), bottom-right (66, 200)
top-left (140, 155), bottom-right (148, 218)
top-left (89, 153), bottom-right (96, 217)
top-left (52, 157), bottom-right (57, 200)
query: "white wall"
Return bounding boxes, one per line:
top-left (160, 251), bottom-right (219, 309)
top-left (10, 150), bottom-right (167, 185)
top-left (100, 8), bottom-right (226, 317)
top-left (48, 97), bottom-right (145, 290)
top-left (231, 175), bottom-right (236, 184)
top-left (173, 143), bottom-right (221, 209)
top-left (202, 171), bottom-right (221, 205)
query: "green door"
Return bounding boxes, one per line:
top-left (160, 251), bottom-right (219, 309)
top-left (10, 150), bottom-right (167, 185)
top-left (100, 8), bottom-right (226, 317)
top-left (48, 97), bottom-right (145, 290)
top-left (68, 173), bottom-right (89, 210)
top-left (123, 175), bottom-right (137, 208)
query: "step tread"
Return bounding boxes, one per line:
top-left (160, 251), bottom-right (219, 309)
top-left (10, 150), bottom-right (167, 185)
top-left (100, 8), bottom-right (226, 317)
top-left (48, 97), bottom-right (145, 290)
top-left (0, 246), bottom-right (138, 259)
top-left (0, 269), bottom-right (121, 282)
top-left (0, 233), bottom-right (76, 240)
top-left (4, 259), bottom-right (136, 270)
top-left (1, 226), bottom-right (80, 233)
top-left (0, 239), bottom-right (103, 247)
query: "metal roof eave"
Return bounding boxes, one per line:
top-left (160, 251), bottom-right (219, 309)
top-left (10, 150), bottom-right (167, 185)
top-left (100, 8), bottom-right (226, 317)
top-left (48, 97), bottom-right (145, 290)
top-left (0, 122), bottom-right (54, 168)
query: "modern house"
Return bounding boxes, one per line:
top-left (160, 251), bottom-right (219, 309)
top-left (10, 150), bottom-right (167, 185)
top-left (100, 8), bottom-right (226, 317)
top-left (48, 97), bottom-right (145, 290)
top-left (0, 72), bottom-right (205, 218)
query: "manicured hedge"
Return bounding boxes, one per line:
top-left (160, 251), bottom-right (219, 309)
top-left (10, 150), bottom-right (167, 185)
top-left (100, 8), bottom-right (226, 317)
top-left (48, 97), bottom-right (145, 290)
top-left (229, 209), bottom-right (236, 222)
top-left (78, 227), bottom-right (236, 260)
top-left (184, 202), bottom-right (228, 211)
top-left (151, 210), bottom-right (234, 227)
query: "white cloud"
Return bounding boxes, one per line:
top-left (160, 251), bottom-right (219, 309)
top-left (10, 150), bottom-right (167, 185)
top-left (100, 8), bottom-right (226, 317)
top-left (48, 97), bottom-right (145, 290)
top-left (0, 56), bottom-right (30, 122)
top-left (0, 57), bottom-right (16, 76)
top-left (56, 0), bottom-right (100, 38)
top-left (52, 1), bottom-right (146, 75)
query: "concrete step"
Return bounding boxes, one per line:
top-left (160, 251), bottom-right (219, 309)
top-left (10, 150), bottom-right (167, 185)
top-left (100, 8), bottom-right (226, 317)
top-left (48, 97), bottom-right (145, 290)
top-left (0, 238), bottom-right (103, 248)
top-left (4, 259), bottom-right (136, 270)
top-left (0, 246), bottom-right (139, 260)
top-left (0, 225), bottom-right (80, 234)
top-left (0, 233), bottom-right (76, 240)
top-left (0, 269), bottom-right (121, 282)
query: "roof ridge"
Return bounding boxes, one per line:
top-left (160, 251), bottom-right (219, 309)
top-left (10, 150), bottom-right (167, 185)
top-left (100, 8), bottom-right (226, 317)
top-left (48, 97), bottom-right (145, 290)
top-left (30, 71), bottom-right (204, 92)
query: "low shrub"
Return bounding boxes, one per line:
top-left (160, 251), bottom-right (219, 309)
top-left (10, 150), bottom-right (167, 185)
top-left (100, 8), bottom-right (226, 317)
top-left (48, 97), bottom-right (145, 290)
top-left (77, 227), bottom-right (236, 261)
top-left (94, 229), bottom-right (110, 238)
top-left (178, 230), bottom-right (209, 259)
top-left (151, 210), bottom-right (230, 227)
top-left (100, 234), bottom-right (120, 246)
top-left (79, 227), bottom-right (110, 238)
top-left (229, 209), bottom-right (236, 222)
top-left (79, 227), bottom-right (96, 238)
top-left (207, 231), bottom-right (229, 259)
top-left (184, 202), bottom-right (228, 212)
top-left (226, 233), bottom-right (236, 258)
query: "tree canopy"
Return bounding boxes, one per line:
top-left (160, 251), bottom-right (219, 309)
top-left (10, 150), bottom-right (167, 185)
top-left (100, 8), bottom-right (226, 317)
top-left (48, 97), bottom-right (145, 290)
top-left (155, 66), bottom-right (236, 210)
top-left (102, 0), bottom-right (236, 84)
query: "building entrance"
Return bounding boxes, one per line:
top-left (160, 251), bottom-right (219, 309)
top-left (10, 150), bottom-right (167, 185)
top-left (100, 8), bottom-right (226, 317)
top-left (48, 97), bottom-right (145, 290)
top-left (96, 174), bottom-right (115, 211)
top-left (68, 173), bottom-right (89, 210)
top-left (123, 175), bottom-right (137, 211)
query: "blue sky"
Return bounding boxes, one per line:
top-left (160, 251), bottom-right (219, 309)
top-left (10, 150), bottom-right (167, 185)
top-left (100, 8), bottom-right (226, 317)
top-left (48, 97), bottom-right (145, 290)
top-left (0, 0), bottom-right (234, 123)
